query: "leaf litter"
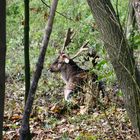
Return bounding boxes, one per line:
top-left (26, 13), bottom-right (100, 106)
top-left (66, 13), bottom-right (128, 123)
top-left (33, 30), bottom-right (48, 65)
top-left (3, 75), bottom-right (139, 140)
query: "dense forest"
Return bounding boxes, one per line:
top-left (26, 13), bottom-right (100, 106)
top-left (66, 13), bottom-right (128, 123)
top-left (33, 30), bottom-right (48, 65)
top-left (0, 0), bottom-right (140, 139)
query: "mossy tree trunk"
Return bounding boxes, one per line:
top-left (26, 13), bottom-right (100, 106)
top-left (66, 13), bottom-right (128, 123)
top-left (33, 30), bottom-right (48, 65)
top-left (87, 0), bottom-right (140, 136)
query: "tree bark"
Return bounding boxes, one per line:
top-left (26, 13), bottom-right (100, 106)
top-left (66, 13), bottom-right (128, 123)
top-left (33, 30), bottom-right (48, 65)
top-left (0, 0), bottom-right (6, 139)
top-left (24, 0), bottom-right (30, 104)
top-left (23, 1), bottom-right (31, 139)
top-left (87, 0), bottom-right (140, 136)
top-left (19, 0), bottom-right (58, 139)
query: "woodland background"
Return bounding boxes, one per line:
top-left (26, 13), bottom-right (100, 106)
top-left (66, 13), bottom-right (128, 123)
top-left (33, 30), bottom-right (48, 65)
top-left (1, 0), bottom-right (140, 139)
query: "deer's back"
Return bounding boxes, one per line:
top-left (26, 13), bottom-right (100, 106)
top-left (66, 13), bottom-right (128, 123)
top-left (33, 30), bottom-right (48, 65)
top-left (66, 70), bottom-right (98, 92)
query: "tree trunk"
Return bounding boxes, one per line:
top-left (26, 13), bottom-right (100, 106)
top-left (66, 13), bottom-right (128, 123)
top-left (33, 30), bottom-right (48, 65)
top-left (0, 0), bottom-right (6, 139)
top-left (131, 0), bottom-right (140, 74)
top-left (87, 0), bottom-right (140, 136)
top-left (19, 0), bottom-right (58, 139)
top-left (24, 0), bottom-right (30, 104)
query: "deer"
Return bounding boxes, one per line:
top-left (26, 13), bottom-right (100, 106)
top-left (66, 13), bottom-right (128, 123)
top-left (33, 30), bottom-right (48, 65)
top-left (49, 29), bottom-right (105, 108)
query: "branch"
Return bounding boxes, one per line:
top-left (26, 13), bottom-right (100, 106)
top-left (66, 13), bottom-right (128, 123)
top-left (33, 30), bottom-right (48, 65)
top-left (41, 0), bottom-right (74, 21)
top-left (85, 82), bottom-right (117, 139)
top-left (19, 0), bottom-right (58, 139)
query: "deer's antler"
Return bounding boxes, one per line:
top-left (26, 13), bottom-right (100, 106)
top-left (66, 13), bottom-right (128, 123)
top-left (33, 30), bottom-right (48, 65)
top-left (72, 41), bottom-right (89, 59)
top-left (61, 28), bottom-right (75, 52)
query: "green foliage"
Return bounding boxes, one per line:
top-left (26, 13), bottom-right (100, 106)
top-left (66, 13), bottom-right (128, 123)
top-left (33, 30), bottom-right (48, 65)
top-left (5, 1), bottom-right (140, 139)
top-left (7, 0), bottom-right (134, 90)
top-left (111, 0), bottom-right (129, 26)
top-left (129, 31), bottom-right (140, 50)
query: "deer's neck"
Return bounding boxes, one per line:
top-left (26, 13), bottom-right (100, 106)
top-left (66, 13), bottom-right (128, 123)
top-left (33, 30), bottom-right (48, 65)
top-left (60, 60), bottom-right (84, 83)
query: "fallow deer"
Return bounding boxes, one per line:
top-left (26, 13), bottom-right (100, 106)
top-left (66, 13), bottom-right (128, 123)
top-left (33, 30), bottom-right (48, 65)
top-left (49, 28), bottom-right (105, 104)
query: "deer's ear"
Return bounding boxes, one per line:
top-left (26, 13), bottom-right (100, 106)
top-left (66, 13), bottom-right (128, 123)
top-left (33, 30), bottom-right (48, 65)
top-left (64, 57), bottom-right (69, 63)
top-left (61, 54), bottom-right (70, 63)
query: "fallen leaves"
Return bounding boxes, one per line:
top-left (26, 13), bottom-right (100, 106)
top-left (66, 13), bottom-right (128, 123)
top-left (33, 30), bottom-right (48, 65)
top-left (3, 79), bottom-right (139, 140)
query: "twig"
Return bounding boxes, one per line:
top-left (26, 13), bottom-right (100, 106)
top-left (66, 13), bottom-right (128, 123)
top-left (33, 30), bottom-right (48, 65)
top-left (119, 61), bottom-right (140, 92)
top-left (85, 82), bottom-right (117, 139)
top-left (41, 0), bottom-right (74, 21)
top-left (99, 102), bottom-right (117, 139)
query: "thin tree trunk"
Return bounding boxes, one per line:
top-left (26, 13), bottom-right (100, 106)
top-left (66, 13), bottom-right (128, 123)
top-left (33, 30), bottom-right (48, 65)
top-left (24, 1), bottom-right (31, 139)
top-left (19, 0), bottom-right (58, 139)
top-left (87, 0), bottom-right (140, 136)
top-left (24, 0), bottom-right (30, 104)
top-left (0, 0), bottom-right (6, 139)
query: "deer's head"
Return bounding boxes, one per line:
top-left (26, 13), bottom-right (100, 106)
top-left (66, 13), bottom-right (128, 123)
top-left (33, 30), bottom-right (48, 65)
top-left (50, 28), bottom-right (89, 73)
top-left (50, 52), bottom-right (70, 72)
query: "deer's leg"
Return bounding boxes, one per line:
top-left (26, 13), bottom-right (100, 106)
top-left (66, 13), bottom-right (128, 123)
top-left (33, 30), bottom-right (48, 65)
top-left (64, 89), bottom-right (72, 101)
top-left (64, 82), bottom-right (76, 101)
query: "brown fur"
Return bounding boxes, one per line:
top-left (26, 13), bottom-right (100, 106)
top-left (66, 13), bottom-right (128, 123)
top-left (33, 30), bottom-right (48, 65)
top-left (50, 52), bottom-right (98, 101)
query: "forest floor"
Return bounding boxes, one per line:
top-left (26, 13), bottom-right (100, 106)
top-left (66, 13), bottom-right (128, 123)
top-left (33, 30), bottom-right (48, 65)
top-left (3, 75), bottom-right (139, 140)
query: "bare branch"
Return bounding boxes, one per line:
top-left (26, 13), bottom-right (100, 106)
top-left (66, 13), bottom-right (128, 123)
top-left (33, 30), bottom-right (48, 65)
top-left (72, 41), bottom-right (89, 59)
